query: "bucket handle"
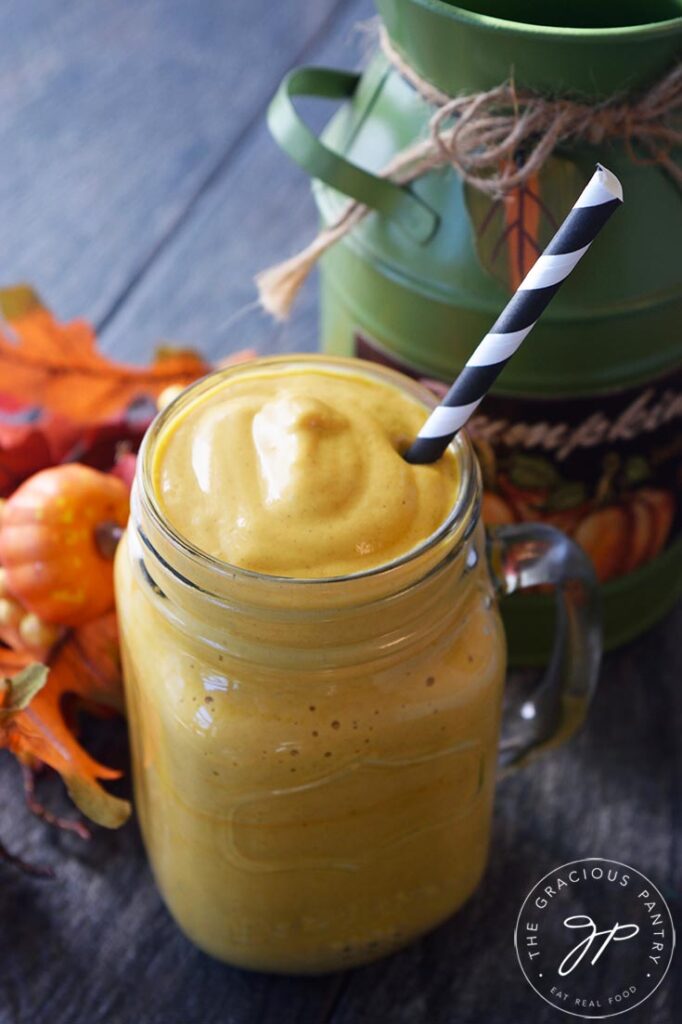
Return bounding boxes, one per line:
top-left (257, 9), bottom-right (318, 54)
top-left (267, 67), bottom-right (438, 243)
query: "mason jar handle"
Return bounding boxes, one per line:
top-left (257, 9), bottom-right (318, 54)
top-left (267, 66), bottom-right (438, 242)
top-left (486, 523), bottom-right (602, 772)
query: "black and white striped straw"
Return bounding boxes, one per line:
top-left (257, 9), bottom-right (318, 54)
top-left (403, 164), bottom-right (623, 465)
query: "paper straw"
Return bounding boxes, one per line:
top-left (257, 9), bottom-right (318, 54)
top-left (403, 164), bottom-right (623, 465)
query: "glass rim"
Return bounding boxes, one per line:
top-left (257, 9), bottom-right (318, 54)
top-left (137, 353), bottom-right (480, 593)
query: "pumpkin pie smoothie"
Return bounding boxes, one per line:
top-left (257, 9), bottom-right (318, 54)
top-left (115, 357), bottom-right (506, 972)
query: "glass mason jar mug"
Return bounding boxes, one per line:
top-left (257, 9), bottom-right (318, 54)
top-left (115, 356), bottom-right (601, 974)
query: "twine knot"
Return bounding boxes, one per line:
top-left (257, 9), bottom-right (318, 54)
top-left (257, 25), bottom-right (682, 319)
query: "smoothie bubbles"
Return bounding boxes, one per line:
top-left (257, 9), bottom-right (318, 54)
top-left (263, 0), bottom-right (682, 661)
top-left (116, 356), bottom-right (602, 972)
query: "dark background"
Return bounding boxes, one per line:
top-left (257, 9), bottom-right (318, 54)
top-left (0, 2), bottom-right (679, 1022)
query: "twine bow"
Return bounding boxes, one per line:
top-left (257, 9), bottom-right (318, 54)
top-left (257, 26), bottom-right (682, 319)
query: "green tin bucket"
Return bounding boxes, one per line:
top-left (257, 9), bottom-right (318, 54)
top-left (267, 0), bottom-right (682, 664)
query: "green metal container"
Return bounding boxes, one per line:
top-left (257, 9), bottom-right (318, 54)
top-left (268, 0), bottom-right (682, 663)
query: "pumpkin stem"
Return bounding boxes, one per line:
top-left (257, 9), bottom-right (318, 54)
top-left (94, 522), bottom-right (125, 560)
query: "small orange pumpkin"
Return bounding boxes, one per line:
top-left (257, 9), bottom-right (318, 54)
top-left (0, 464), bottom-right (129, 626)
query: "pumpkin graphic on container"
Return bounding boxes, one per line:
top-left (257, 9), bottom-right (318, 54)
top-left (476, 441), bottom-right (676, 584)
top-left (266, 0), bottom-right (682, 660)
top-left (574, 488), bottom-right (675, 582)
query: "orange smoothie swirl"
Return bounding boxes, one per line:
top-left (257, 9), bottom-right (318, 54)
top-left (116, 358), bottom-right (505, 973)
top-left (152, 365), bottom-right (458, 577)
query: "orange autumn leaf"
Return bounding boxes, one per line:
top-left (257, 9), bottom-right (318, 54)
top-left (0, 646), bottom-right (34, 676)
top-left (0, 286), bottom-right (209, 422)
top-left (466, 160), bottom-right (570, 293)
top-left (0, 614), bottom-right (129, 827)
top-left (0, 287), bottom-right (259, 834)
top-left (8, 673), bottom-right (130, 829)
top-left (50, 612), bottom-right (124, 714)
top-left (503, 171), bottom-right (542, 292)
top-left (6, 685), bottom-right (130, 829)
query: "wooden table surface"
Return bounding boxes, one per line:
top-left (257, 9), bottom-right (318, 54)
top-left (0, 3), bottom-right (679, 1022)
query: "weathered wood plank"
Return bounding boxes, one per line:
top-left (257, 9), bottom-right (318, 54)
top-left (98, 0), bottom-right (376, 363)
top-left (0, 0), bottom-right (345, 328)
